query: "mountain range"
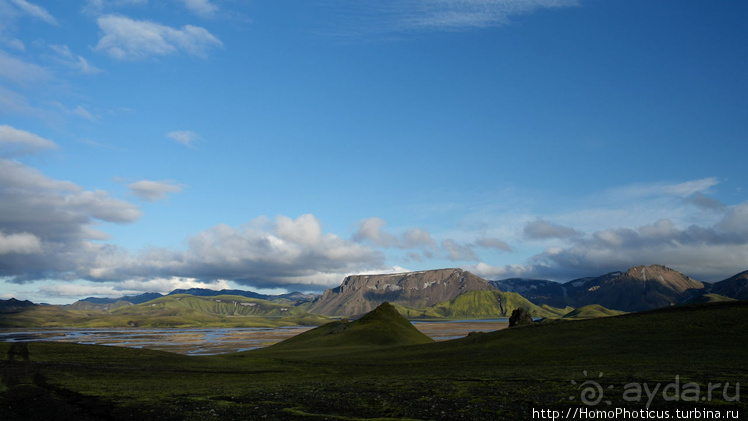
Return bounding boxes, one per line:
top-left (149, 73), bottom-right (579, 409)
top-left (73, 288), bottom-right (318, 310)
top-left (490, 265), bottom-right (747, 312)
top-left (3, 264), bottom-right (746, 324)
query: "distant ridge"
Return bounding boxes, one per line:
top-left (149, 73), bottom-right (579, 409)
top-left (491, 264), bottom-right (748, 312)
top-left (0, 298), bottom-right (37, 313)
top-left (79, 292), bottom-right (163, 306)
top-left (73, 288), bottom-right (319, 308)
top-left (169, 288), bottom-right (318, 303)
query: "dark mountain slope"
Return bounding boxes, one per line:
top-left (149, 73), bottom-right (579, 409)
top-left (710, 270), bottom-right (748, 300)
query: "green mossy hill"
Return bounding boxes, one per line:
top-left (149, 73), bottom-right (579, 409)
top-left (561, 304), bottom-right (625, 319)
top-left (429, 290), bottom-right (567, 318)
top-left (0, 294), bottom-right (329, 328)
top-left (266, 302), bottom-right (434, 351)
top-left (682, 293), bottom-right (737, 305)
top-left (113, 294), bottom-right (307, 317)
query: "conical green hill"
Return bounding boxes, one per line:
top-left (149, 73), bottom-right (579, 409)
top-left (267, 302), bottom-right (434, 351)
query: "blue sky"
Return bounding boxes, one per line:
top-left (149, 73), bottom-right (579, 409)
top-left (1, 0), bottom-right (747, 304)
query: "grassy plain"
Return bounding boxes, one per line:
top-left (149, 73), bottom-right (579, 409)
top-left (1, 301), bottom-right (746, 420)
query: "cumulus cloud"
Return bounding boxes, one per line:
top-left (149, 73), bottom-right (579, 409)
top-left (353, 217), bottom-right (400, 247)
top-left (78, 214), bottom-right (384, 290)
top-left (0, 151), bottom-right (383, 289)
top-left (0, 124), bottom-right (57, 156)
top-left (128, 179), bottom-right (184, 202)
top-left (37, 277), bottom-right (234, 300)
top-left (94, 15), bottom-right (223, 60)
top-left (515, 204), bottom-right (748, 282)
top-left (524, 219), bottom-right (579, 240)
top-left (167, 130), bottom-right (201, 147)
top-left (0, 155), bottom-right (142, 282)
top-left (0, 231), bottom-right (42, 254)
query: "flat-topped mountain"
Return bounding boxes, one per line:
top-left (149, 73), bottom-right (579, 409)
top-left (308, 268), bottom-right (495, 317)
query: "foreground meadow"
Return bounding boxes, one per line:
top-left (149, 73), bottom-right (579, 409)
top-left (1, 301), bottom-right (746, 420)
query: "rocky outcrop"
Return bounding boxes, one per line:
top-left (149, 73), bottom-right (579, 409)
top-left (508, 308), bottom-right (534, 327)
top-left (308, 268), bottom-right (495, 317)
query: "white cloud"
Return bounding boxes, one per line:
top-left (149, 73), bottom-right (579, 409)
top-left (353, 217), bottom-right (400, 247)
top-left (83, 0), bottom-right (148, 15)
top-left (0, 231), bottom-right (41, 254)
top-left (607, 177), bottom-right (720, 201)
top-left (0, 156), bottom-right (142, 282)
top-left (167, 130), bottom-right (201, 147)
top-left (353, 217), bottom-right (438, 249)
top-left (8, 0), bottom-right (58, 25)
top-left (520, 203), bottom-right (748, 282)
top-left (0, 124), bottom-right (57, 156)
top-left (37, 277), bottom-right (233, 300)
top-left (75, 214), bottom-right (384, 290)
top-left (0, 50), bottom-right (51, 85)
top-left (442, 239), bottom-right (478, 261)
top-left (178, 0), bottom-right (218, 17)
top-left (48, 45), bottom-right (102, 75)
top-left (94, 15), bottom-right (223, 60)
top-left (127, 179), bottom-right (184, 202)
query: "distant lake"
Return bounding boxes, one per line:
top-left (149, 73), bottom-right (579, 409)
top-left (0, 319), bottom-right (509, 355)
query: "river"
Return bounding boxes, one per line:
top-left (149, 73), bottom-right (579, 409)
top-left (0, 319), bottom-right (509, 355)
